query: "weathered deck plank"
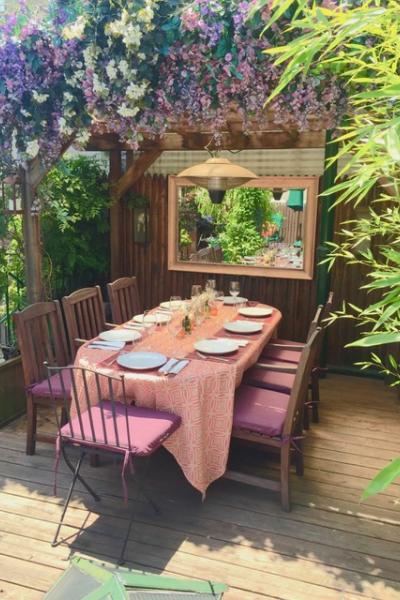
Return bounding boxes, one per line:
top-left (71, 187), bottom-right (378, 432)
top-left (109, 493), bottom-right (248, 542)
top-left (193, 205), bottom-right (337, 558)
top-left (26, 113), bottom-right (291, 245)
top-left (0, 374), bottom-right (399, 599)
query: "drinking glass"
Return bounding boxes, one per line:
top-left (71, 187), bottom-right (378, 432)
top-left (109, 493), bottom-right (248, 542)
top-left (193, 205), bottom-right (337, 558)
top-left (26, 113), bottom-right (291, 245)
top-left (191, 284), bottom-right (202, 299)
top-left (205, 279), bottom-right (216, 292)
top-left (229, 281), bottom-right (240, 298)
top-left (169, 295), bottom-right (182, 310)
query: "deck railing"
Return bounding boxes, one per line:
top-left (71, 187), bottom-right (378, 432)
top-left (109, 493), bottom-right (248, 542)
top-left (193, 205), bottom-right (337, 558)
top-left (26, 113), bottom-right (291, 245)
top-left (0, 271), bottom-right (24, 360)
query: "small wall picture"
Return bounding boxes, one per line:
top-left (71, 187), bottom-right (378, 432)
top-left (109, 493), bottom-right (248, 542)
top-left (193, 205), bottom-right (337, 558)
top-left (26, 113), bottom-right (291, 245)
top-left (133, 206), bottom-right (150, 244)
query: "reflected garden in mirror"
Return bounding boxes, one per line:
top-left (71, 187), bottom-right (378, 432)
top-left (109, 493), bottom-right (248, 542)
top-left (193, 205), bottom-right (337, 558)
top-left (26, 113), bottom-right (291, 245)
top-left (168, 176), bottom-right (319, 280)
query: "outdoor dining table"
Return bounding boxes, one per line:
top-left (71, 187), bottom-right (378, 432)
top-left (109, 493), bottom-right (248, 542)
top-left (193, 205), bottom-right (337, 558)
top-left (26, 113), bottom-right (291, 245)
top-left (74, 301), bottom-right (282, 496)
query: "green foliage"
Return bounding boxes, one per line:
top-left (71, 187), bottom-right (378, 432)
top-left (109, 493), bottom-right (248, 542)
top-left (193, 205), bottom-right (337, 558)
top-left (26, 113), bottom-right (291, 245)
top-left (179, 228), bottom-right (192, 247)
top-left (263, 0), bottom-right (400, 500)
top-left (219, 222), bottom-right (265, 263)
top-left (362, 458), bottom-right (400, 501)
top-left (39, 155), bottom-right (111, 298)
top-left (225, 187), bottom-right (274, 234)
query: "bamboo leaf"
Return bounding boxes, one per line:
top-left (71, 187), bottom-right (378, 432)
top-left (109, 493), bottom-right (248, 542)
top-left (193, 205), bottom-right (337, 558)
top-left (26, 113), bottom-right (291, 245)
top-left (362, 458), bottom-right (400, 501)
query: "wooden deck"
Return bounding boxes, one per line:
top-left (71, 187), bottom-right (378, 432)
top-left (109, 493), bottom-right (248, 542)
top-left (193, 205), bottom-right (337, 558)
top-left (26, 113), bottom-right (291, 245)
top-left (0, 374), bottom-right (400, 599)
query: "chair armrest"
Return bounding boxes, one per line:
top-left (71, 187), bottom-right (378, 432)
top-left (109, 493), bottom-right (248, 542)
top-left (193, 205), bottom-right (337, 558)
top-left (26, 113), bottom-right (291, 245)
top-left (268, 343), bottom-right (304, 351)
top-left (105, 322), bottom-right (118, 329)
top-left (255, 362), bottom-right (297, 374)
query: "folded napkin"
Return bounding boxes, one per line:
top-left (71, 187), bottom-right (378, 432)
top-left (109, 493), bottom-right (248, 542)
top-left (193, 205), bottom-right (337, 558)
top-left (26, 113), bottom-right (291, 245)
top-left (158, 358), bottom-right (180, 374)
top-left (88, 340), bottom-right (125, 350)
top-left (170, 359), bottom-right (189, 375)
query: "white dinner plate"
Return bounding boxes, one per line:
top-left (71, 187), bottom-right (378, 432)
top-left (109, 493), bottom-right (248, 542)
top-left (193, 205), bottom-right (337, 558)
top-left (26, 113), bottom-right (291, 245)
top-left (133, 313), bottom-right (171, 324)
top-left (99, 329), bottom-right (142, 342)
top-left (223, 296), bottom-right (248, 305)
top-left (223, 320), bottom-right (263, 334)
top-left (238, 307), bottom-right (273, 318)
top-left (194, 339), bottom-right (239, 355)
top-left (117, 351), bottom-right (168, 370)
top-left (159, 300), bottom-right (185, 311)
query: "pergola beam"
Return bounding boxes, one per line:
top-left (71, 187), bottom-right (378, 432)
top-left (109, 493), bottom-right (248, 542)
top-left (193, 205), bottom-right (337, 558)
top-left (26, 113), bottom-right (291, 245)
top-left (112, 149), bottom-right (162, 200)
top-left (87, 130), bottom-right (326, 153)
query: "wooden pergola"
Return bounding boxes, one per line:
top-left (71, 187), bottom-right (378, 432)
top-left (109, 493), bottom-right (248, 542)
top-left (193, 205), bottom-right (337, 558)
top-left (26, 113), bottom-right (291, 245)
top-left (17, 123), bottom-right (327, 303)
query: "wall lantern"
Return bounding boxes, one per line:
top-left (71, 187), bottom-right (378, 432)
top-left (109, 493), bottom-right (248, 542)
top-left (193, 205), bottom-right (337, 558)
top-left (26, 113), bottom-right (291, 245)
top-left (178, 155), bottom-right (258, 204)
top-left (287, 189), bottom-right (304, 212)
top-left (272, 188), bottom-right (285, 201)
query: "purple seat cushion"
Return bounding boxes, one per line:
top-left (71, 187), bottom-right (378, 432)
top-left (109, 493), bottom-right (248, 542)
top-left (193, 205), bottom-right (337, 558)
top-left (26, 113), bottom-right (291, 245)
top-left (233, 385), bottom-right (289, 437)
top-left (244, 366), bottom-right (296, 394)
top-left (261, 344), bottom-right (302, 364)
top-left (30, 369), bottom-right (73, 398)
top-left (61, 401), bottom-right (181, 456)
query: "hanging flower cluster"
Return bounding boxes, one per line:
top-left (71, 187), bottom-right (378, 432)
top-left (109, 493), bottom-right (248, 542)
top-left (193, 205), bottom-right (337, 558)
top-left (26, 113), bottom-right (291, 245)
top-left (0, 8), bottom-right (86, 173)
top-left (150, 0), bottom-right (346, 136)
top-left (0, 0), bottom-right (349, 175)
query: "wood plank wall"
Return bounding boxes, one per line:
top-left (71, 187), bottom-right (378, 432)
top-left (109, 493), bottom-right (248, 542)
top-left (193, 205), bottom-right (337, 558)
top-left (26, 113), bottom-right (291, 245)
top-left (119, 174), bottom-right (318, 344)
top-left (117, 174), bottom-right (383, 368)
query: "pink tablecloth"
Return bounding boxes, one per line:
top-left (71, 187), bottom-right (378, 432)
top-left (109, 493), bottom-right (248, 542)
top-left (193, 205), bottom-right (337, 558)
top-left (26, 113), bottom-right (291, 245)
top-left (75, 303), bottom-right (281, 496)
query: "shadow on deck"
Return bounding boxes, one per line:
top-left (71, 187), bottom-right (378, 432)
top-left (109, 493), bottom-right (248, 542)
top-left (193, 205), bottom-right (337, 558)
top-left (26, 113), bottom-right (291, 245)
top-left (0, 374), bottom-right (399, 599)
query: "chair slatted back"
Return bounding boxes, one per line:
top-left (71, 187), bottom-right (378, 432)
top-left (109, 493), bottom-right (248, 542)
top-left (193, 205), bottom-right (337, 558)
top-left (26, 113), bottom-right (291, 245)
top-left (306, 305), bottom-right (323, 341)
top-left (47, 365), bottom-right (133, 452)
top-left (14, 302), bottom-right (70, 387)
top-left (62, 286), bottom-right (106, 354)
top-left (107, 277), bottom-right (141, 324)
top-left (320, 291), bottom-right (334, 325)
top-left (283, 328), bottom-right (322, 438)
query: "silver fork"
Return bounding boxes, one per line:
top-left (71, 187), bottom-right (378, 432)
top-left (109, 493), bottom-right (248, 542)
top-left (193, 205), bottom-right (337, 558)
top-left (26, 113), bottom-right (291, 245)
top-left (196, 351), bottom-right (232, 363)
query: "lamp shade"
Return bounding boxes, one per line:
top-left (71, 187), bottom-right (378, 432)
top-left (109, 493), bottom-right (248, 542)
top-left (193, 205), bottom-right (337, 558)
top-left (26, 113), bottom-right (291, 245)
top-left (287, 189), bottom-right (304, 211)
top-left (178, 156), bottom-right (257, 191)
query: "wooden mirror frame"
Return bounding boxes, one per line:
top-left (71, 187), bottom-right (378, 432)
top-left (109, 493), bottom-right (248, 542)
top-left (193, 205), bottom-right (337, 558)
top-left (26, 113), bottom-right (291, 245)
top-left (168, 175), bottom-right (319, 280)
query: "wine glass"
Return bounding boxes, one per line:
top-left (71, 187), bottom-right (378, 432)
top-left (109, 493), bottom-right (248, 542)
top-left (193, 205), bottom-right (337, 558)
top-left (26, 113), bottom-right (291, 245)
top-left (169, 295), bottom-right (182, 310)
top-left (229, 281), bottom-right (240, 299)
top-left (205, 279), bottom-right (216, 292)
top-left (191, 284), bottom-right (202, 299)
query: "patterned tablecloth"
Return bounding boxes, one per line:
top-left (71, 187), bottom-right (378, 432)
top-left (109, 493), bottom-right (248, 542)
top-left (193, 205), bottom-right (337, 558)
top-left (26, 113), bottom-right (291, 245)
top-left (74, 302), bottom-right (282, 496)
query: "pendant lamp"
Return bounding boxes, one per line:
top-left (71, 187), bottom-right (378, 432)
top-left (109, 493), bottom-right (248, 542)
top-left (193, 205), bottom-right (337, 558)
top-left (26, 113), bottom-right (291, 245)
top-left (178, 155), bottom-right (258, 203)
top-left (287, 188), bottom-right (304, 211)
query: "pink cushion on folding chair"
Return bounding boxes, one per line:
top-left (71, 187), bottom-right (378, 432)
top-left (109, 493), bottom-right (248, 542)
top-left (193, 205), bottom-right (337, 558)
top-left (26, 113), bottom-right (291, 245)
top-left (261, 345), bottom-right (302, 364)
top-left (243, 366), bottom-right (296, 394)
top-left (30, 369), bottom-right (73, 398)
top-left (60, 401), bottom-right (181, 456)
top-left (233, 385), bottom-right (289, 437)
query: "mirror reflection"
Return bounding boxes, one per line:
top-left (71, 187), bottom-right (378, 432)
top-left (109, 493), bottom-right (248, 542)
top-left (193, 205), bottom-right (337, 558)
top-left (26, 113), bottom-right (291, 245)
top-left (177, 185), bottom-right (306, 270)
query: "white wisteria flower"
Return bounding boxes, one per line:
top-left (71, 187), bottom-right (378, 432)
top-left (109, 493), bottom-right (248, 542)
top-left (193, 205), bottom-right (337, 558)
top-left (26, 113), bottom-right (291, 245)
top-left (119, 60), bottom-right (130, 77)
top-left (118, 105), bottom-right (140, 118)
top-left (76, 130), bottom-right (91, 146)
top-left (32, 91), bottom-right (49, 104)
top-left (62, 15), bottom-right (87, 40)
top-left (25, 140), bottom-right (40, 159)
top-left (126, 81), bottom-right (147, 101)
top-left (106, 61), bottom-right (118, 81)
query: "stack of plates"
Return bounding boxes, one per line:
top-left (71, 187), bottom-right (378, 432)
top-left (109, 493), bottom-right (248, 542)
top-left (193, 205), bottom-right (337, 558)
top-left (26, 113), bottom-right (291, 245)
top-left (238, 307), bottom-right (273, 318)
top-left (194, 339), bottom-right (239, 355)
top-left (223, 296), bottom-right (248, 305)
top-left (223, 320), bottom-right (263, 334)
top-left (117, 352), bottom-right (168, 370)
top-left (98, 329), bottom-right (142, 342)
top-left (133, 313), bottom-right (171, 324)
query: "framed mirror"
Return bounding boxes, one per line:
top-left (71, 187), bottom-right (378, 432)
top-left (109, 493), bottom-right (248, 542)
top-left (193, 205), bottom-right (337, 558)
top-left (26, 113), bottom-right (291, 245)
top-left (168, 176), bottom-right (319, 280)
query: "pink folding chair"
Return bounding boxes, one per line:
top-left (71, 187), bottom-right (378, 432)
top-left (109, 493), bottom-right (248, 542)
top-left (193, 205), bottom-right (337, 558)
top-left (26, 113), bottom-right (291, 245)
top-left (47, 364), bottom-right (181, 563)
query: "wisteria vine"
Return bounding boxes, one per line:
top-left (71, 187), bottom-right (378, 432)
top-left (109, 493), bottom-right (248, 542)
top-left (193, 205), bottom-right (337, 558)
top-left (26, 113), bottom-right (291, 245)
top-left (0, 0), bottom-right (348, 175)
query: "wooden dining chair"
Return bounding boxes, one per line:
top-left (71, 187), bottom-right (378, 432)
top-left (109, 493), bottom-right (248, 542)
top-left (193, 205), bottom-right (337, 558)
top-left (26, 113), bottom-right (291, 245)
top-left (107, 276), bottom-right (141, 324)
top-left (226, 329), bottom-right (320, 511)
top-left (258, 292), bottom-right (334, 423)
top-left (48, 364), bottom-right (181, 564)
top-left (13, 301), bottom-right (72, 455)
top-left (61, 286), bottom-right (114, 357)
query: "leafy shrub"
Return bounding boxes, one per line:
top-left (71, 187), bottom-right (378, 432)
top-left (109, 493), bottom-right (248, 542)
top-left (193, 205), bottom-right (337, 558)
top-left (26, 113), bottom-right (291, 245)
top-left (39, 155), bottom-right (111, 298)
top-left (219, 222), bottom-right (264, 263)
